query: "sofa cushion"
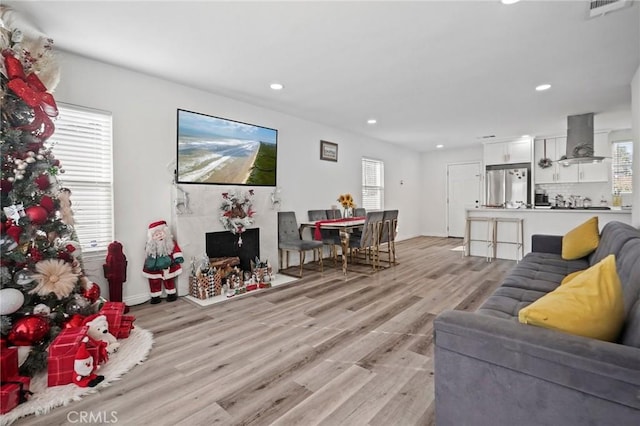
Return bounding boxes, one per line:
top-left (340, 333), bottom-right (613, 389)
top-left (518, 254), bottom-right (625, 342)
top-left (590, 221), bottom-right (640, 266)
top-left (477, 252), bottom-right (588, 319)
top-left (562, 216), bottom-right (599, 260)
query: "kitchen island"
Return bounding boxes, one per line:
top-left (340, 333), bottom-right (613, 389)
top-left (465, 207), bottom-right (632, 260)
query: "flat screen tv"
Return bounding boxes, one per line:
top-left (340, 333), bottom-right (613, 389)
top-left (176, 109), bottom-right (277, 186)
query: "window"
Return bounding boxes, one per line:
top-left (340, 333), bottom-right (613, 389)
top-left (47, 103), bottom-right (113, 256)
top-left (362, 158), bottom-right (384, 210)
top-left (612, 141), bottom-right (632, 194)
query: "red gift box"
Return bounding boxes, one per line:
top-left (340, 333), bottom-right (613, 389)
top-left (117, 315), bottom-right (136, 338)
top-left (0, 347), bottom-right (18, 382)
top-left (47, 326), bottom-right (99, 387)
top-left (100, 302), bottom-right (135, 339)
top-left (0, 376), bottom-right (31, 414)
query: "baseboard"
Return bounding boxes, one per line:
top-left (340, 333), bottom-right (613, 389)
top-left (124, 293), bottom-right (150, 306)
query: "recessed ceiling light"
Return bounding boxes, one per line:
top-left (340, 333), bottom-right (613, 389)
top-left (367, 119), bottom-right (377, 124)
top-left (436, 144), bottom-right (444, 149)
top-left (270, 83), bottom-right (284, 90)
top-left (535, 84), bottom-right (551, 91)
top-left (501, 0), bottom-right (520, 4)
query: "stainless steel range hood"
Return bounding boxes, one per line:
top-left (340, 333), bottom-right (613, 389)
top-left (559, 113), bottom-right (605, 165)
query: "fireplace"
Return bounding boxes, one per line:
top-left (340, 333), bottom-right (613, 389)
top-left (206, 228), bottom-right (259, 272)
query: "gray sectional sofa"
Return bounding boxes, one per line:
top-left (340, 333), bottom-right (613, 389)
top-left (434, 220), bottom-right (640, 425)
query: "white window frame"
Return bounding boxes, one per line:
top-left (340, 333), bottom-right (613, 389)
top-left (612, 140), bottom-right (632, 194)
top-left (46, 103), bottom-right (114, 257)
top-left (361, 157), bottom-right (384, 210)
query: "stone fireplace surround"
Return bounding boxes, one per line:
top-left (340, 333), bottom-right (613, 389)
top-left (172, 185), bottom-right (279, 297)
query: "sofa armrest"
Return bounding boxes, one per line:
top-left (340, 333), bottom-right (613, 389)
top-left (531, 234), bottom-right (563, 254)
top-left (434, 310), bottom-right (640, 424)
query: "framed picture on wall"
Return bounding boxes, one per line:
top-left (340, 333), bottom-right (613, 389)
top-left (320, 140), bottom-right (338, 162)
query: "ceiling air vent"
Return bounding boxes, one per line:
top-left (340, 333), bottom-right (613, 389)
top-left (588, 0), bottom-right (632, 18)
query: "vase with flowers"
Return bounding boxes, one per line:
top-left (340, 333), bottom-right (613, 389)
top-left (337, 193), bottom-right (356, 218)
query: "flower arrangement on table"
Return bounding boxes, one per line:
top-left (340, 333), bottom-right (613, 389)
top-left (220, 189), bottom-right (255, 245)
top-left (337, 193), bottom-right (356, 217)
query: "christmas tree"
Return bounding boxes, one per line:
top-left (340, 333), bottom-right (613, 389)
top-left (1, 17), bottom-right (101, 375)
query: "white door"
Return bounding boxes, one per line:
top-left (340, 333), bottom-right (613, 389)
top-left (447, 162), bottom-right (482, 238)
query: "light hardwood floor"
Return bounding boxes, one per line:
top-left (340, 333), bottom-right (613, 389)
top-left (18, 237), bottom-right (515, 426)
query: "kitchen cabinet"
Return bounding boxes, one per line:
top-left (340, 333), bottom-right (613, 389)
top-left (484, 139), bottom-right (532, 165)
top-left (533, 133), bottom-right (610, 184)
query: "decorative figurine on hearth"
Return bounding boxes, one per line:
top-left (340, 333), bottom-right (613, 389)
top-left (142, 220), bottom-right (184, 304)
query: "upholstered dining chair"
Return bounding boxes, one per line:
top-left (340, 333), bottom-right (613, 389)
top-left (379, 210), bottom-right (399, 265)
top-left (278, 211), bottom-right (323, 277)
top-left (354, 207), bottom-right (366, 217)
top-left (325, 209), bottom-right (342, 220)
top-left (347, 211), bottom-right (384, 271)
top-left (308, 210), bottom-right (341, 265)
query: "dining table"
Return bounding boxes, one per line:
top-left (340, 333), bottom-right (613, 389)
top-left (299, 217), bottom-right (366, 275)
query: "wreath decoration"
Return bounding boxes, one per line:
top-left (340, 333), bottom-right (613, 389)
top-left (538, 158), bottom-right (553, 169)
top-left (220, 189), bottom-right (255, 239)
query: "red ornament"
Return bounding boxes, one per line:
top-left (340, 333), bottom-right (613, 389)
top-left (0, 179), bottom-right (13, 193)
top-left (34, 174), bottom-right (51, 190)
top-left (29, 247), bottom-right (43, 262)
top-left (25, 205), bottom-right (48, 225)
top-left (83, 283), bottom-right (101, 303)
top-left (63, 314), bottom-right (86, 329)
top-left (8, 315), bottom-right (50, 346)
top-left (39, 195), bottom-right (55, 213)
top-left (6, 225), bottom-right (23, 243)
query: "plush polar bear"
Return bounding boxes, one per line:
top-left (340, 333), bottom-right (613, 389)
top-left (84, 314), bottom-right (120, 354)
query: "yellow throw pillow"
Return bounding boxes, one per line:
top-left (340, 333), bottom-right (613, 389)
top-left (519, 254), bottom-right (624, 342)
top-left (560, 270), bottom-right (584, 285)
top-left (562, 216), bottom-right (600, 260)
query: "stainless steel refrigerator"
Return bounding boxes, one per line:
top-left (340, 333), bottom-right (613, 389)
top-left (485, 163), bottom-right (531, 208)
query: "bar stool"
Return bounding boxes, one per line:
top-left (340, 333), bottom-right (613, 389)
top-left (463, 217), bottom-right (495, 262)
top-left (493, 217), bottom-right (524, 262)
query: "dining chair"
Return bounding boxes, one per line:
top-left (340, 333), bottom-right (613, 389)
top-left (347, 211), bottom-right (384, 271)
top-left (308, 210), bottom-right (341, 266)
top-left (354, 207), bottom-right (366, 217)
top-left (278, 211), bottom-right (323, 277)
top-left (325, 209), bottom-right (342, 220)
top-left (379, 210), bottom-right (399, 265)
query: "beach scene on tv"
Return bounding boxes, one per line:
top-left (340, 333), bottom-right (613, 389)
top-left (177, 110), bottom-right (277, 185)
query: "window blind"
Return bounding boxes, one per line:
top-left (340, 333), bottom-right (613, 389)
top-left (362, 157), bottom-right (384, 210)
top-left (612, 141), bottom-right (632, 194)
top-left (47, 103), bottom-right (114, 255)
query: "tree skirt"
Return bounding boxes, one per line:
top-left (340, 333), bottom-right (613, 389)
top-left (0, 327), bottom-right (153, 426)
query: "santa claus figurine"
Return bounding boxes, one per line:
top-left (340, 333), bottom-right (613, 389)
top-left (142, 220), bottom-right (184, 304)
top-left (73, 339), bottom-right (104, 388)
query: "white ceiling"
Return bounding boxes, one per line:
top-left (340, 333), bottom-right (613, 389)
top-left (4, 1), bottom-right (640, 152)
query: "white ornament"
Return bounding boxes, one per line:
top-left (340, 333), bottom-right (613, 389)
top-left (33, 303), bottom-right (51, 316)
top-left (14, 269), bottom-right (34, 286)
top-left (0, 288), bottom-right (25, 315)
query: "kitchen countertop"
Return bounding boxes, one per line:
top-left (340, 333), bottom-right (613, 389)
top-left (468, 207), bottom-right (631, 214)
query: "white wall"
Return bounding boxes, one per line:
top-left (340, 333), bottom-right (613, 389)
top-left (52, 52), bottom-right (422, 304)
top-left (419, 145), bottom-right (483, 237)
top-left (632, 64), bottom-right (640, 227)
